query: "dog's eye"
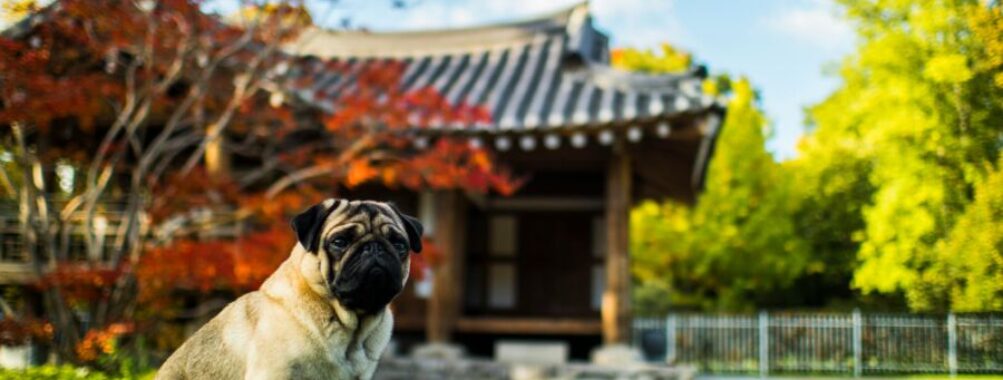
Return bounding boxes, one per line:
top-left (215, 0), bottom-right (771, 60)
top-left (392, 241), bottom-right (407, 253)
top-left (389, 236), bottom-right (408, 253)
top-left (329, 237), bottom-right (350, 250)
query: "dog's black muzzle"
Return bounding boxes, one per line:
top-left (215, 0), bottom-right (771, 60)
top-left (333, 241), bottom-right (404, 315)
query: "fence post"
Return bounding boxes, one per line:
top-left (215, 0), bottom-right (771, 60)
top-left (947, 313), bottom-right (957, 378)
top-left (665, 314), bottom-right (677, 364)
top-left (759, 311), bottom-right (769, 379)
top-left (852, 309), bottom-right (862, 378)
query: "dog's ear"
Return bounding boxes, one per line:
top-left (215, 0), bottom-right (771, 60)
top-left (389, 204), bottom-right (423, 254)
top-left (291, 200), bottom-right (339, 253)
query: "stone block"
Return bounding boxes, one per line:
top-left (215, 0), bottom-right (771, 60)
top-left (411, 342), bottom-right (465, 361)
top-left (590, 344), bottom-right (644, 368)
top-left (0, 345), bottom-right (31, 369)
top-left (495, 340), bottom-right (568, 365)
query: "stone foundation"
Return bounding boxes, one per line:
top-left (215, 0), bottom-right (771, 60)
top-left (373, 357), bottom-right (695, 380)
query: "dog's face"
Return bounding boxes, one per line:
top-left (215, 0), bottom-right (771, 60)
top-left (291, 199), bottom-right (422, 315)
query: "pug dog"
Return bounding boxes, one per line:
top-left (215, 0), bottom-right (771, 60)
top-left (156, 199), bottom-right (422, 380)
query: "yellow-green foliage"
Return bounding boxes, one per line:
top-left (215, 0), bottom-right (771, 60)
top-left (611, 43), bottom-right (692, 74)
top-left (631, 79), bottom-right (807, 313)
top-left (968, 4), bottom-right (1003, 87)
top-left (0, 0), bottom-right (38, 23)
top-left (0, 365), bottom-right (154, 380)
top-left (931, 158), bottom-right (1003, 311)
top-left (804, 0), bottom-right (1003, 311)
top-left (630, 1), bottom-right (1003, 314)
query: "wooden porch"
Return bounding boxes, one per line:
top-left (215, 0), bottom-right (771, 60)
top-left (397, 316), bottom-right (602, 335)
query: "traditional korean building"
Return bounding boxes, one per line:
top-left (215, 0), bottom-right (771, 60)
top-left (285, 2), bottom-right (724, 359)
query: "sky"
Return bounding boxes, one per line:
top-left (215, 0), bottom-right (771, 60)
top-left (3, 0), bottom-right (857, 160)
top-left (220, 0), bottom-right (857, 160)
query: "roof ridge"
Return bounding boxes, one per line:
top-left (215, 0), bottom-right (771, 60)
top-left (308, 1), bottom-right (587, 38)
top-left (285, 2), bottom-right (589, 58)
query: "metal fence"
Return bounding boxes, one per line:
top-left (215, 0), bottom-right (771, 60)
top-left (633, 312), bottom-right (1003, 376)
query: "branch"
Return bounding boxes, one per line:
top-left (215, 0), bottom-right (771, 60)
top-left (262, 134), bottom-right (377, 198)
top-left (178, 48), bottom-right (278, 174)
top-left (0, 160), bottom-right (17, 197)
top-left (263, 163), bottom-right (336, 199)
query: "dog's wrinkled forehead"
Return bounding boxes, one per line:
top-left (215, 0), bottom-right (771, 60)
top-left (290, 199), bottom-right (424, 253)
top-left (322, 201), bottom-right (400, 236)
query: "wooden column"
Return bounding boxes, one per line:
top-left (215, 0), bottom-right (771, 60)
top-left (205, 137), bottom-right (231, 177)
top-left (427, 190), bottom-right (467, 343)
top-left (602, 150), bottom-right (632, 345)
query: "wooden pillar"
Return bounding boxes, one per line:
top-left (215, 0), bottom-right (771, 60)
top-left (205, 137), bottom-right (230, 177)
top-left (602, 149), bottom-right (632, 345)
top-left (427, 190), bottom-right (467, 343)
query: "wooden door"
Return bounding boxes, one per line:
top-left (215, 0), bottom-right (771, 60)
top-left (517, 212), bottom-right (595, 317)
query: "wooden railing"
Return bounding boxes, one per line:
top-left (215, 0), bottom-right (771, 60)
top-left (0, 203), bottom-right (241, 284)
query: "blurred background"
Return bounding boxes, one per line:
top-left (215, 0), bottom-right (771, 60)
top-left (0, 0), bottom-right (1000, 379)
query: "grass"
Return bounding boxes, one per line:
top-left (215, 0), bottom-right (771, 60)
top-left (0, 365), bottom-right (155, 380)
top-left (903, 376), bottom-right (1003, 380)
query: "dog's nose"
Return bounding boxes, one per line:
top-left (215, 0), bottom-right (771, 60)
top-left (360, 241), bottom-right (384, 254)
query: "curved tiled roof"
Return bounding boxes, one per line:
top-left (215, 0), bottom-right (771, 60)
top-left (284, 2), bottom-right (720, 134)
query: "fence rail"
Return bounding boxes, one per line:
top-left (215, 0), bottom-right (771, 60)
top-left (633, 311), bottom-right (1003, 376)
top-left (0, 207), bottom-right (242, 265)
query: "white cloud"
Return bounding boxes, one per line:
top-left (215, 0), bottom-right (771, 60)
top-left (387, 0), bottom-right (579, 31)
top-left (590, 0), bottom-right (686, 49)
top-left (766, 0), bottom-right (853, 51)
top-left (395, 3), bottom-right (475, 30)
top-left (479, 0), bottom-right (578, 19)
top-left (339, 0), bottom-right (686, 51)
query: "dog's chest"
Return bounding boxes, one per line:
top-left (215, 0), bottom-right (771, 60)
top-left (297, 330), bottom-right (378, 379)
top-left (278, 343), bottom-right (373, 379)
top-left (247, 312), bottom-right (378, 379)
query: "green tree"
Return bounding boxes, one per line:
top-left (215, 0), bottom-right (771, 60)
top-left (931, 157), bottom-right (1003, 311)
top-left (969, 4), bottom-right (1003, 88)
top-left (632, 78), bottom-right (808, 313)
top-left (783, 151), bottom-right (876, 308)
top-left (805, 0), bottom-right (1003, 311)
